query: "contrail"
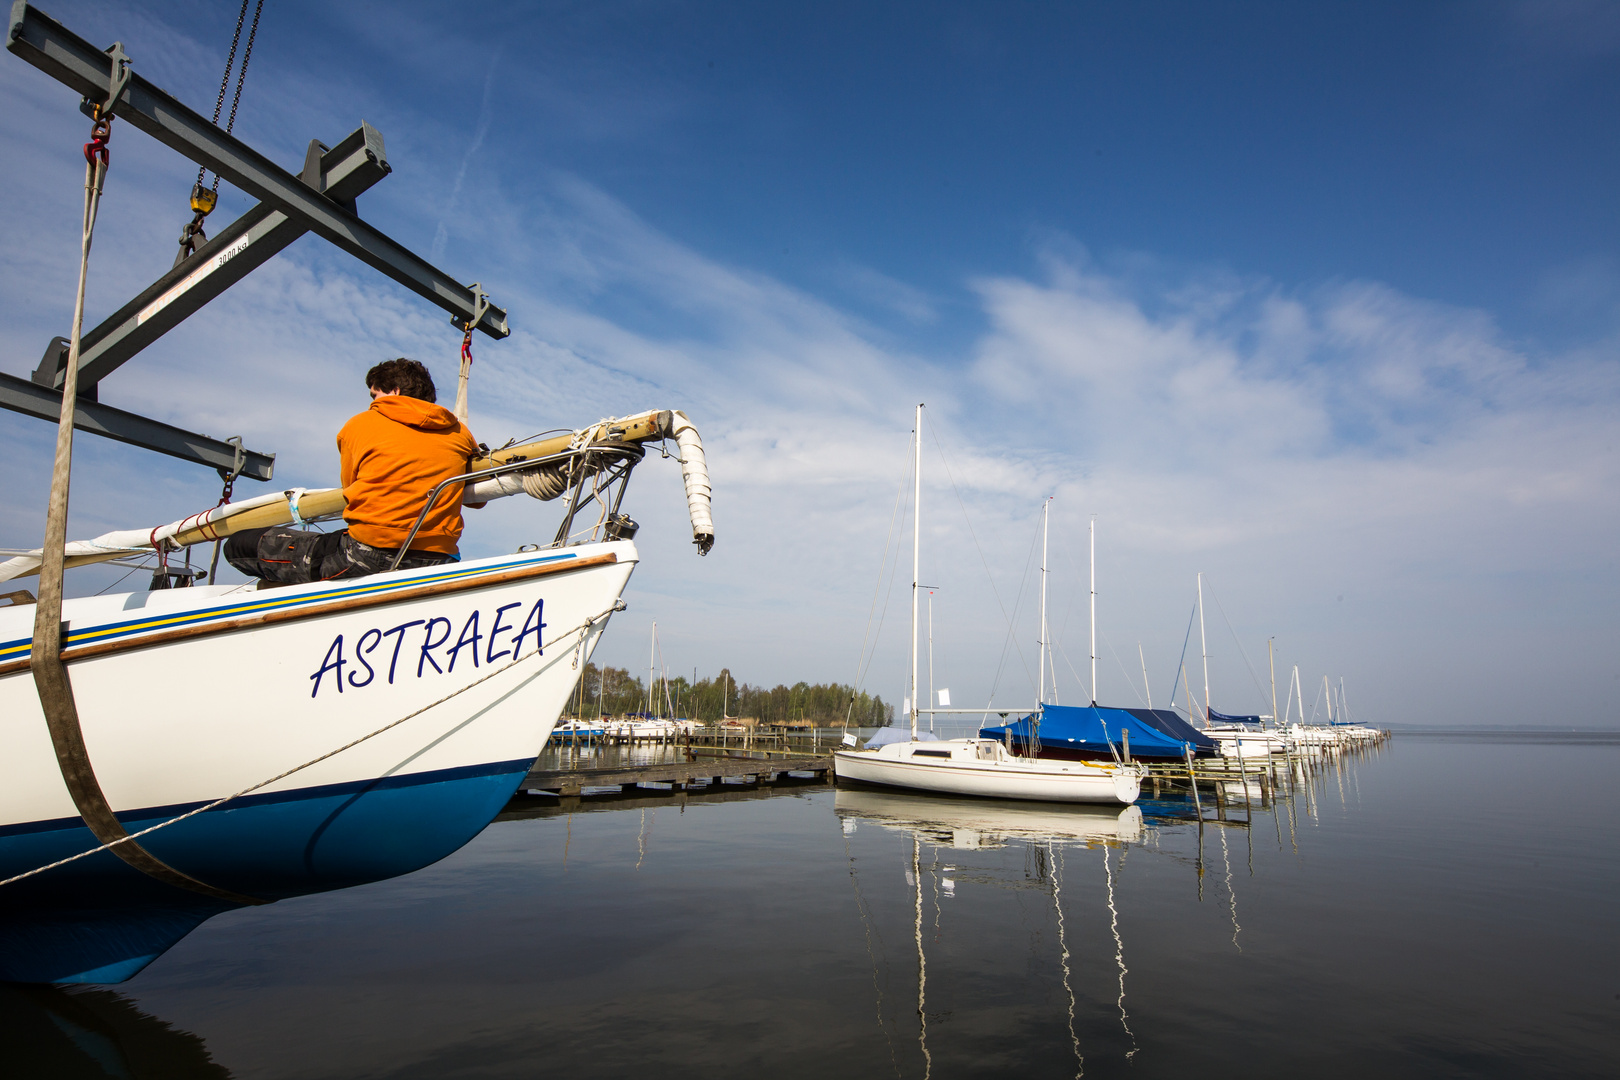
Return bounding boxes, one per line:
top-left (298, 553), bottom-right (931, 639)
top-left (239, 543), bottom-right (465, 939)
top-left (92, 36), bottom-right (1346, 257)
top-left (432, 44), bottom-right (504, 263)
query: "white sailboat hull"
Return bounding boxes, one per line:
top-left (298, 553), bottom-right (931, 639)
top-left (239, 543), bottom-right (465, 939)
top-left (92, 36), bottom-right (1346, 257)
top-left (1206, 728), bottom-right (1287, 758)
top-left (834, 740), bottom-right (1141, 805)
top-left (0, 541), bottom-right (636, 983)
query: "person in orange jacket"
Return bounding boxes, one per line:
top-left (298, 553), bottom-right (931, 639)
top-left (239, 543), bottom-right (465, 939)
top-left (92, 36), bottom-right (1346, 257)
top-left (225, 358), bottom-right (481, 584)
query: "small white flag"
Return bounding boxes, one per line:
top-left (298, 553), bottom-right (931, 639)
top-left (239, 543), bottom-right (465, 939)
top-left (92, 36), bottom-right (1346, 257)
top-left (903, 697), bottom-right (911, 716)
top-left (937, 688), bottom-right (951, 707)
top-left (842, 731), bottom-right (858, 747)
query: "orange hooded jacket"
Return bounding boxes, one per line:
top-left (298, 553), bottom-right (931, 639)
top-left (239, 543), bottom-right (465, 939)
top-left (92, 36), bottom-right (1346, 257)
top-left (337, 395), bottom-right (479, 554)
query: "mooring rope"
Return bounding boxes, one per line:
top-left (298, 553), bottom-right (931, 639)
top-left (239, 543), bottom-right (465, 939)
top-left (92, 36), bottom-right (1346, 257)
top-left (0, 599), bottom-right (623, 892)
top-left (22, 57), bottom-right (256, 907)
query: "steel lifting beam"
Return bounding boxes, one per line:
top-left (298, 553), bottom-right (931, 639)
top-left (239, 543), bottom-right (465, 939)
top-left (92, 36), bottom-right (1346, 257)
top-left (5, 2), bottom-right (510, 344)
top-left (34, 126), bottom-right (392, 392)
top-left (0, 371), bottom-right (276, 480)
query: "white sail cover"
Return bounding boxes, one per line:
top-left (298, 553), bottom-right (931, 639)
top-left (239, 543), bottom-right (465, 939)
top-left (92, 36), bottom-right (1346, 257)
top-left (1, 408), bottom-right (716, 579)
top-left (671, 411), bottom-right (714, 555)
top-left (0, 489), bottom-right (332, 583)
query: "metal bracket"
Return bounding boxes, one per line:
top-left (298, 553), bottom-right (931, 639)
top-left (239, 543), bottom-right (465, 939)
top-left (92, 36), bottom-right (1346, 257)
top-left (7, 3), bottom-right (509, 348)
top-left (74, 37), bottom-right (130, 120)
top-left (457, 282), bottom-right (491, 334)
top-left (33, 126), bottom-right (392, 395)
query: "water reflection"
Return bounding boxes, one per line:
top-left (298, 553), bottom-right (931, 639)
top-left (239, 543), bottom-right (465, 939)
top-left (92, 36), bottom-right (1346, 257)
top-left (0, 735), bottom-right (1417, 1078)
top-left (828, 756), bottom-right (1407, 1076)
top-left (1103, 847), bottom-right (1137, 1061)
top-left (838, 791), bottom-right (1149, 1075)
top-left (0, 984), bottom-right (228, 1078)
top-left (834, 788), bottom-right (1145, 849)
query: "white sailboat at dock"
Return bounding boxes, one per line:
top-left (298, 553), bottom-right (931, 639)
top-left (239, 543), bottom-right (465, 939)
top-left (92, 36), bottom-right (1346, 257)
top-left (832, 405), bottom-right (1143, 806)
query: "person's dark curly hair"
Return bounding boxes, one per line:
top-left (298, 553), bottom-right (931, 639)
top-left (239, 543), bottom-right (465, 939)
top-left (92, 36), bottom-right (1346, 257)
top-left (365, 358), bottom-right (437, 402)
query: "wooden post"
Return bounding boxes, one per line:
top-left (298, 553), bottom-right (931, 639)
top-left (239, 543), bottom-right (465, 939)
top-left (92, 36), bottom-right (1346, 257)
top-left (1184, 747), bottom-right (1202, 816)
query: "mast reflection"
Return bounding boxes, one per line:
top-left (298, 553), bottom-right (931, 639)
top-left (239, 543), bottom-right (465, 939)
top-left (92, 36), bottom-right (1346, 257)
top-left (837, 789), bottom-right (1144, 1074)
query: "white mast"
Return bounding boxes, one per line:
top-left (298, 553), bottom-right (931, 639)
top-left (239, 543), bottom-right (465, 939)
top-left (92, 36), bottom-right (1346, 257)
top-left (1323, 675), bottom-right (1333, 723)
top-left (1089, 516), bottom-right (1097, 705)
top-left (1268, 637), bottom-right (1278, 730)
top-left (1291, 665), bottom-right (1303, 726)
top-left (910, 403), bottom-right (922, 740)
top-left (648, 620), bottom-right (657, 716)
top-left (1197, 572), bottom-right (1210, 723)
top-left (927, 591), bottom-right (935, 735)
top-left (1038, 498), bottom-right (1050, 706)
top-left (1139, 643), bottom-right (1152, 708)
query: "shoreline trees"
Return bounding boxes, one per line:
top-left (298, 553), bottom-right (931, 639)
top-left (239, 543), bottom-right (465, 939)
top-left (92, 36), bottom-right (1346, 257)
top-left (571, 664), bottom-right (892, 726)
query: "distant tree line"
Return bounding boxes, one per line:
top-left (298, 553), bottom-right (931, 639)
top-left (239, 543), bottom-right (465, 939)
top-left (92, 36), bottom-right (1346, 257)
top-left (568, 664), bottom-right (893, 726)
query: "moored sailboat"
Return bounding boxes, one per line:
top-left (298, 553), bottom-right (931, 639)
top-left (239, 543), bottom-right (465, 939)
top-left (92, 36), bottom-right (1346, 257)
top-left (833, 407), bottom-right (1142, 805)
top-left (979, 519), bottom-right (1215, 762)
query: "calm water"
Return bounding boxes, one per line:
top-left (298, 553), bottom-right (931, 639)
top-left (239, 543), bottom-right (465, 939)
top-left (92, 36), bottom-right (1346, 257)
top-left (5, 733), bottom-right (1618, 1078)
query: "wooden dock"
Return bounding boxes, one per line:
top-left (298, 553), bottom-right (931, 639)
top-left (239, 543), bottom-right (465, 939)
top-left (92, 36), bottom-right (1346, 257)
top-left (519, 730), bottom-right (1386, 823)
top-left (501, 774), bottom-right (831, 819)
top-left (521, 752), bottom-right (832, 797)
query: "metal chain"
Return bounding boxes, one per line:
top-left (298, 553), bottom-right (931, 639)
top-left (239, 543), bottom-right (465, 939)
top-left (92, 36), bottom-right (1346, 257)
top-left (180, 0), bottom-right (265, 263)
top-left (220, 1), bottom-right (265, 147)
top-left (195, 0), bottom-right (254, 189)
top-left (206, 437), bottom-right (248, 584)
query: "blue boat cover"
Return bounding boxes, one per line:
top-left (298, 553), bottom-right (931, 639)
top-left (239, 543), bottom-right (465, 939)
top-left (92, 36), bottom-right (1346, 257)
top-left (1208, 707), bottom-right (1263, 724)
top-left (979, 704), bottom-right (1216, 757)
top-left (1125, 708), bottom-right (1218, 751)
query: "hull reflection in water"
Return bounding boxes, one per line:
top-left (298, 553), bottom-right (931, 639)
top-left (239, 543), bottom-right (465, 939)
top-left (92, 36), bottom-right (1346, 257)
top-left (0, 984), bottom-right (228, 1078)
top-left (834, 788), bottom-right (1143, 848)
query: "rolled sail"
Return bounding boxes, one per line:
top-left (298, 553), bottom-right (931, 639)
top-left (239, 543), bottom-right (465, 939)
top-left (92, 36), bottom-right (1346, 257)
top-left (0, 408), bottom-right (715, 581)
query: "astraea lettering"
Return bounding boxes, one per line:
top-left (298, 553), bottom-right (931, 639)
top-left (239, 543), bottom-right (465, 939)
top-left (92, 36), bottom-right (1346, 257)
top-left (310, 598), bottom-right (545, 698)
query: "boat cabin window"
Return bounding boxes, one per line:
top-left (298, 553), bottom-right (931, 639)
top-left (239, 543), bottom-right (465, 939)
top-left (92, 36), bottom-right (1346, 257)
top-left (910, 749), bottom-right (952, 759)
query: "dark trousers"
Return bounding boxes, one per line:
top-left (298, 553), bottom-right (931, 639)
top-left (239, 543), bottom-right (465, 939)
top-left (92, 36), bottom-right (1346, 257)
top-left (224, 527), bottom-right (454, 584)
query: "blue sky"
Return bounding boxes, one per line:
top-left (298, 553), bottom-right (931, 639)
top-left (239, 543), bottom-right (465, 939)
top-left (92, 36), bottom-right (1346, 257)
top-left (2, 1), bottom-right (1617, 726)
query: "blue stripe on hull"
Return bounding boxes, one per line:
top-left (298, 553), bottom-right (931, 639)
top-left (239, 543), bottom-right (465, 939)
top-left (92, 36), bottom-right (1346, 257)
top-left (0, 760), bottom-right (533, 985)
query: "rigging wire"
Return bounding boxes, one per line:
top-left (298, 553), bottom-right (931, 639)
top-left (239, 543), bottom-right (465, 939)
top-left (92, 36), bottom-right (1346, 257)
top-left (925, 418), bottom-right (1038, 704)
top-left (1102, 629), bottom-right (1152, 707)
top-left (846, 432), bottom-right (914, 725)
top-left (1202, 577), bottom-right (1271, 711)
top-left (1167, 601), bottom-right (1197, 716)
top-left (984, 517), bottom-right (1041, 714)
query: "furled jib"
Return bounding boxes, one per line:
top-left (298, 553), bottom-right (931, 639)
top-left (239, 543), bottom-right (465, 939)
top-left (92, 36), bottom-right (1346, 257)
top-left (0, 409), bottom-right (715, 581)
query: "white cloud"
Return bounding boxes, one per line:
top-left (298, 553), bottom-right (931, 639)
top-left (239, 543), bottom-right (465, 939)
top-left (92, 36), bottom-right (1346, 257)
top-left (2, 22), bottom-right (1616, 727)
